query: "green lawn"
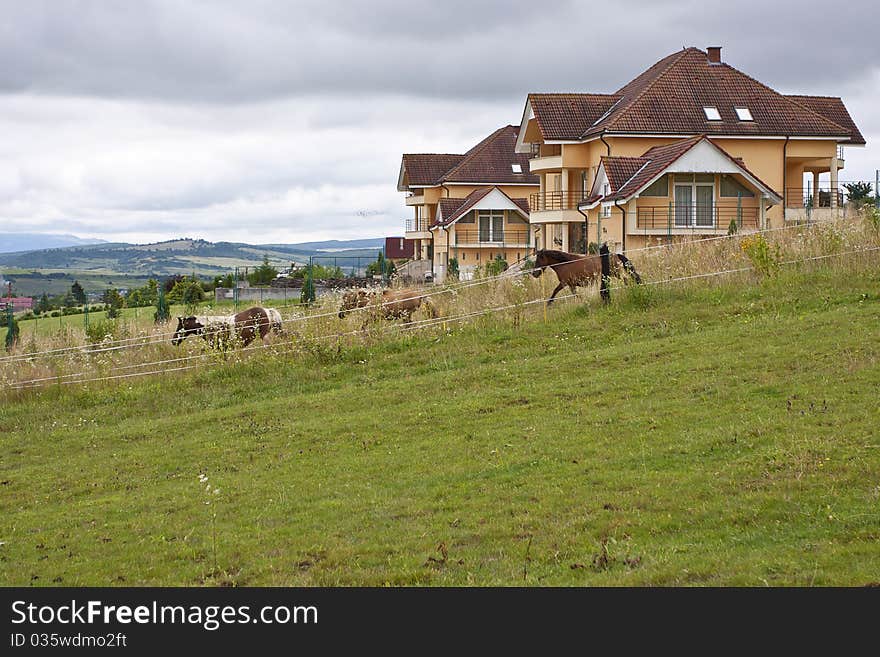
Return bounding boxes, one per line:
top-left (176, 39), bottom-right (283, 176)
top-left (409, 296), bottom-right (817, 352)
top-left (1, 264), bottom-right (879, 586)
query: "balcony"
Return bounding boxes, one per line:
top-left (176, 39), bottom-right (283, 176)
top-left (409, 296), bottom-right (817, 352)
top-left (405, 218), bottom-right (432, 239)
top-left (529, 154), bottom-right (563, 173)
top-left (634, 205), bottom-right (759, 233)
top-left (405, 193), bottom-right (425, 206)
top-left (529, 191), bottom-right (590, 212)
top-left (454, 228), bottom-right (531, 248)
top-left (785, 187), bottom-right (844, 209)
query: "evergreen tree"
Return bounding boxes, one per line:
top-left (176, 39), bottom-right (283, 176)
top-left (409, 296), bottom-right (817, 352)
top-left (154, 287), bottom-right (170, 324)
top-left (70, 280), bottom-right (86, 305)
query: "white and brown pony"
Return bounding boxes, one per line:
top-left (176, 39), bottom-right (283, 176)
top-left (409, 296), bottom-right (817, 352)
top-left (172, 306), bottom-right (273, 348)
top-left (338, 288), bottom-right (437, 322)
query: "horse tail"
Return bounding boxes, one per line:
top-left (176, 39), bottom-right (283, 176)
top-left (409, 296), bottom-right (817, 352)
top-left (616, 253), bottom-right (642, 284)
top-left (422, 297), bottom-right (438, 319)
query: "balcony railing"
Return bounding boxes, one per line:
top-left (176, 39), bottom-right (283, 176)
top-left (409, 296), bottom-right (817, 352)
top-left (529, 191), bottom-right (590, 212)
top-left (454, 228), bottom-right (531, 246)
top-left (635, 205), bottom-right (759, 231)
top-left (785, 187), bottom-right (844, 209)
top-left (405, 218), bottom-right (432, 233)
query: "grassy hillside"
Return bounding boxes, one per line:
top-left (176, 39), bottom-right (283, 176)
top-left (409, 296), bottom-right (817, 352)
top-left (1, 261), bottom-right (878, 586)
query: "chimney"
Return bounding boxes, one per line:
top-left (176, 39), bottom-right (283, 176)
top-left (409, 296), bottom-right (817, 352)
top-left (707, 46), bottom-right (722, 64)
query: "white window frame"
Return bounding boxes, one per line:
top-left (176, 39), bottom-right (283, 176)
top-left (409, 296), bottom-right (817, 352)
top-left (703, 106), bottom-right (722, 121)
top-left (674, 176), bottom-right (716, 228)
top-left (734, 107), bottom-right (753, 121)
top-left (477, 210), bottom-right (505, 243)
top-left (511, 163), bottom-right (522, 173)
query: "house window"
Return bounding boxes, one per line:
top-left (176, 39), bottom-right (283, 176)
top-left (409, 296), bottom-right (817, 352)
top-left (511, 163), bottom-right (522, 173)
top-left (478, 210), bottom-right (505, 242)
top-left (734, 107), bottom-right (753, 121)
top-left (674, 178), bottom-right (715, 228)
top-left (720, 175), bottom-right (755, 198)
top-left (601, 205), bottom-right (611, 218)
top-left (703, 106), bottom-right (722, 121)
top-left (641, 174), bottom-right (669, 197)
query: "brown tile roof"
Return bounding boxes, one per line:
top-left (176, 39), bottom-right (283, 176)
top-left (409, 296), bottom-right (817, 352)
top-left (602, 156), bottom-right (651, 194)
top-left (399, 126), bottom-right (538, 190)
top-left (433, 187), bottom-right (530, 228)
top-left (512, 197), bottom-right (530, 216)
top-left (786, 95), bottom-right (866, 145)
top-left (600, 136), bottom-right (781, 201)
top-left (528, 94), bottom-right (621, 141)
top-left (435, 196), bottom-right (472, 226)
top-left (384, 236), bottom-right (415, 260)
top-left (528, 47), bottom-right (862, 143)
top-left (400, 153), bottom-right (464, 187)
top-left (442, 125), bottom-right (539, 185)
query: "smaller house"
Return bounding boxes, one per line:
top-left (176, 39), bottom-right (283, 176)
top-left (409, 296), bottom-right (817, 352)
top-left (384, 236), bottom-right (416, 263)
top-left (431, 186), bottom-right (532, 280)
top-left (0, 297), bottom-right (34, 312)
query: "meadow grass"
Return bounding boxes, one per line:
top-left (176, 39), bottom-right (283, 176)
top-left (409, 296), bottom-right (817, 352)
top-left (1, 255), bottom-right (878, 586)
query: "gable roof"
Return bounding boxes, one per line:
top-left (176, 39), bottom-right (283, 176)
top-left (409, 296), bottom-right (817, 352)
top-left (594, 136), bottom-right (782, 203)
top-left (399, 126), bottom-right (538, 191)
top-left (432, 187), bottom-right (530, 228)
top-left (526, 47), bottom-right (862, 144)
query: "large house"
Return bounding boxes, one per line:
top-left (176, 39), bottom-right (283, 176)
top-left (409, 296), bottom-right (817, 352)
top-left (398, 125), bottom-right (539, 279)
top-left (516, 46), bottom-right (865, 252)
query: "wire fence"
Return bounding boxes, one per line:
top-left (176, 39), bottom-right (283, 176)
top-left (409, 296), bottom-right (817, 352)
top-left (5, 243), bottom-right (879, 392)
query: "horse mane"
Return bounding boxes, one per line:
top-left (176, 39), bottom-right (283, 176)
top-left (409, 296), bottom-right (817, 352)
top-left (536, 249), bottom-right (581, 264)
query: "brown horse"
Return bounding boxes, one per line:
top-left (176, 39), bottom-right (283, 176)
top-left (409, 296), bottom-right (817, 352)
top-left (532, 248), bottom-right (642, 305)
top-left (172, 306), bottom-right (273, 347)
top-left (338, 288), bottom-right (437, 322)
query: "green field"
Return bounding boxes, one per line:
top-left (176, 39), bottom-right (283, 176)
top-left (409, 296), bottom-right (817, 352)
top-left (1, 263), bottom-right (879, 586)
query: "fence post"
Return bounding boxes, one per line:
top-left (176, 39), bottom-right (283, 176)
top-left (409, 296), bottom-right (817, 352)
top-left (599, 243), bottom-right (611, 304)
top-left (875, 170), bottom-right (879, 209)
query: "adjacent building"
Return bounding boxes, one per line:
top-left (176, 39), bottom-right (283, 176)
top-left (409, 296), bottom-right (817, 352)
top-left (398, 125), bottom-right (539, 279)
top-left (516, 46), bottom-right (865, 252)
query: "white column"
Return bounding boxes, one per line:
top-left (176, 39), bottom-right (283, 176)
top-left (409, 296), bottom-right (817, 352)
top-left (561, 223), bottom-right (569, 252)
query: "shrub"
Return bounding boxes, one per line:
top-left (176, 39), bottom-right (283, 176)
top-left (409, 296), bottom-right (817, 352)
top-left (485, 255), bottom-right (508, 277)
top-left (447, 258), bottom-right (460, 281)
top-left (85, 319), bottom-right (122, 344)
top-left (740, 234), bottom-right (781, 278)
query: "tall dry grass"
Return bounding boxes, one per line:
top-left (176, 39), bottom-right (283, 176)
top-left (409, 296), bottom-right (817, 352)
top-left (3, 211), bottom-right (879, 393)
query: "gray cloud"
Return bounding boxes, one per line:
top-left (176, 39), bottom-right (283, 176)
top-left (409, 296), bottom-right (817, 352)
top-left (2, 0), bottom-right (877, 103)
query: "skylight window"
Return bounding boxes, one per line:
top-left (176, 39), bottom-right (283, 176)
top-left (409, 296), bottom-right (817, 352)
top-left (703, 106), bottom-right (722, 121)
top-left (734, 107), bottom-right (753, 121)
top-left (511, 163), bottom-right (522, 173)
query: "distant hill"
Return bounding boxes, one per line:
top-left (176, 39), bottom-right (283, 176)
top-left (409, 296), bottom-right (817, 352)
top-left (259, 238), bottom-right (384, 252)
top-left (0, 233), bottom-right (107, 254)
top-left (0, 236), bottom-right (389, 296)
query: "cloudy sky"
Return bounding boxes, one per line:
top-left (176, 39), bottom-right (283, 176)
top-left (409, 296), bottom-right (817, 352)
top-left (1, 0), bottom-right (878, 244)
